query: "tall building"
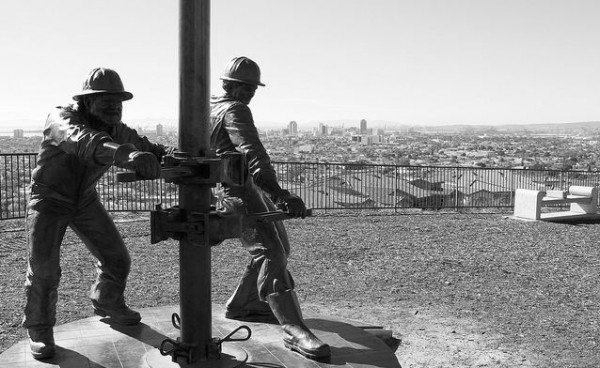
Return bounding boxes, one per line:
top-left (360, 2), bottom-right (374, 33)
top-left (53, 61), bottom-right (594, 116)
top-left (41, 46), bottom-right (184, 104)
top-left (318, 123), bottom-right (328, 136)
top-left (156, 124), bottom-right (164, 136)
top-left (360, 119), bottom-right (367, 134)
top-left (14, 129), bottom-right (24, 138)
top-left (288, 120), bottom-right (297, 135)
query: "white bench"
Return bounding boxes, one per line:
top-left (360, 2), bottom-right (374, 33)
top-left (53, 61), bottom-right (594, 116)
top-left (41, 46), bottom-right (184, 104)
top-left (513, 186), bottom-right (599, 221)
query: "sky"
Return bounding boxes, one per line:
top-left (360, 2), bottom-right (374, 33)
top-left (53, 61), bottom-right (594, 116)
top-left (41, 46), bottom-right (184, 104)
top-left (1, 0), bottom-right (600, 130)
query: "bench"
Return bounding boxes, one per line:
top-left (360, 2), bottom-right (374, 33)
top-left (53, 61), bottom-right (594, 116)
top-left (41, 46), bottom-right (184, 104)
top-left (513, 186), bottom-right (599, 221)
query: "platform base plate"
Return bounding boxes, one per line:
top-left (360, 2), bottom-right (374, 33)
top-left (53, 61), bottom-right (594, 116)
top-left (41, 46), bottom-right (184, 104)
top-left (145, 345), bottom-right (248, 367)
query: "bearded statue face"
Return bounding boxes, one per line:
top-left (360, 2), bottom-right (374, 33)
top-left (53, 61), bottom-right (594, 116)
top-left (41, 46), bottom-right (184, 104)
top-left (84, 94), bottom-right (124, 125)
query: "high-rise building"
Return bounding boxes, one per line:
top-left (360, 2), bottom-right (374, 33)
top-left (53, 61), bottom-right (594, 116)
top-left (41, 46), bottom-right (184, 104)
top-left (156, 124), bottom-right (164, 136)
top-left (14, 129), bottom-right (24, 138)
top-left (318, 123), bottom-right (328, 136)
top-left (288, 120), bottom-right (297, 135)
top-left (360, 119), bottom-right (367, 134)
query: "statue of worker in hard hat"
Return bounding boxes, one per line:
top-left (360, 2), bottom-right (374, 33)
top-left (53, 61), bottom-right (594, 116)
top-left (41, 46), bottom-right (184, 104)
top-left (211, 56), bottom-right (331, 360)
top-left (22, 67), bottom-right (175, 360)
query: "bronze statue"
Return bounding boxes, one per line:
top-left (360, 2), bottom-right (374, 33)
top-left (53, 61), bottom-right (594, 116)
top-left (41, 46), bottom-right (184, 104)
top-left (210, 56), bottom-right (331, 360)
top-left (23, 68), bottom-right (174, 359)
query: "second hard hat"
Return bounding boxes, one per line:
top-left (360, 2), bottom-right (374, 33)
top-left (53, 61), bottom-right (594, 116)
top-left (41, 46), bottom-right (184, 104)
top-left (220, 56), bottom-right (265, 87)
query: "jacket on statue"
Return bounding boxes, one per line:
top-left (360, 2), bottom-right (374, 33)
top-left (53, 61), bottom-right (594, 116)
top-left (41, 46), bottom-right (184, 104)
top-left (29, 104), bottom-right (170, 207)
top-left (210, 95), bottom-right (282, 199)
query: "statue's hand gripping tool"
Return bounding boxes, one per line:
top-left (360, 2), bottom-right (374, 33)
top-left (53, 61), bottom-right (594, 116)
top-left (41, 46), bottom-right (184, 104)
top-left (116, 151), bottom-right (310, 247)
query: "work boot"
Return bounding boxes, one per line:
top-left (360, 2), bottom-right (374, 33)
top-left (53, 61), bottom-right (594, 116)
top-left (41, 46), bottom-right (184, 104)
top-left (267, 290), bottom-right (331, 360)
top-left (93, 302), bottom-right (141, 325)
top-left (28, 328), bottom-right (55, 360)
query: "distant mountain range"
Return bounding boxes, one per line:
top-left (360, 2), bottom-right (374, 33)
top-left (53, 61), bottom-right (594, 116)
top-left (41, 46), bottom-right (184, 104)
top-left (415, 121), bottom-right (600, 134)
top-left (256, 119), bottom-right (600, 133)
top-left (0, 119), bottom-right (44, 132)
top-left (314, 120), bottom-right (600, 134)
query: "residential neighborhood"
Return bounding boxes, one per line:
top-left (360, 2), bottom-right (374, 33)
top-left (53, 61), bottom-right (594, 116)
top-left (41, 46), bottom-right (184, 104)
top-left (2, 120), bottom-right (600, 214)
top-left (4, 120), bottom-right (600, 172)
top-left (259, 121), bottom-right (600, 172)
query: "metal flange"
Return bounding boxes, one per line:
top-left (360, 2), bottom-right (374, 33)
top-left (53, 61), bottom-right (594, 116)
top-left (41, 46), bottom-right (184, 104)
top-left (150, 205), bottom-right (311, 246)
top-left (116, 151), bottom-right (245, 187)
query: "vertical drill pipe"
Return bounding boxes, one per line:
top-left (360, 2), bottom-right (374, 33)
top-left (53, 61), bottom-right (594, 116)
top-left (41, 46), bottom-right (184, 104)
top-left (178, 0), bottom-right (212, 361)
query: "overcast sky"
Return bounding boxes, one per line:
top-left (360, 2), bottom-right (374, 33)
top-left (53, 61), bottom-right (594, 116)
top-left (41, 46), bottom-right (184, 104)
top-left (1, 0), bottom-right (599, 129)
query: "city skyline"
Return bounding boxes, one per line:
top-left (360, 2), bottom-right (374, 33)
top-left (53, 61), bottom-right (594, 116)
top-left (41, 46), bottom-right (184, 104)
top-left (7, 117), bottom-right (600, 138)
top-left (1, 0), bottom-right (600, 129)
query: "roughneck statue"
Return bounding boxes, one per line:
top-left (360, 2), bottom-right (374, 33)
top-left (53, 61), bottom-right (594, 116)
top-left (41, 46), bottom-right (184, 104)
top-left (23, 68), bottom-right (174, 360)
top-left (210, 56), bottom-right (331, 361)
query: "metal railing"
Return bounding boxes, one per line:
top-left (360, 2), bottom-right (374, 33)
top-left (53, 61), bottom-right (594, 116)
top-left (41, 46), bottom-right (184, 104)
top-left (1, 154), bottom-right (36, 219)
top-left (0, 153), bottom-right (178, 220)
top-left (2, 153), bottom-right (600, 219)
top-left (275, 162), bottom-right (600, 210)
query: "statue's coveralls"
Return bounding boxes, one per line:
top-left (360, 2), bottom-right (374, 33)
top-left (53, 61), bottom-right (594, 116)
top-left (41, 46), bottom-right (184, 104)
top-left (210, 95), bottom-right (293, 311)
top-left (23, 104), bottom-right (170, 330)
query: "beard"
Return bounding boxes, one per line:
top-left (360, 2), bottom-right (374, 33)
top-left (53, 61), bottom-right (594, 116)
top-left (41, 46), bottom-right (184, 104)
top-left (78, 106), bottom-right (119, 133)
top-left (96, 112), bottom-right (122, 125)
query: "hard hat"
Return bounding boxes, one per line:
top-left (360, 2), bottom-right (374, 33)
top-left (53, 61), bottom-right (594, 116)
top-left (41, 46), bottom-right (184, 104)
top-left (73, 67), bottom-right (133, 101)
top-left (220, 56), bottom-right (265, 87)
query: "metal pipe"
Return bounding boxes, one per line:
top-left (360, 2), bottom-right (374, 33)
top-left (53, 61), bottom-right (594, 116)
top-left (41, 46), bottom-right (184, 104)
top-left (178, 0), bottom-right (212, 361)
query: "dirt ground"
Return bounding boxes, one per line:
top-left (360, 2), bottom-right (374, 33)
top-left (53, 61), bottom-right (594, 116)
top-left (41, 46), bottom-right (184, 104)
top-left (306, 303), bottom-right (534, 368)
top-left (1, 211), bottom-right (599, 367)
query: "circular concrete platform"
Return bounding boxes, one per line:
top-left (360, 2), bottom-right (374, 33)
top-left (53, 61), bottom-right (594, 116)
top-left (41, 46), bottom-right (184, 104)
top-left (0, 304), bottom-right (401, 368)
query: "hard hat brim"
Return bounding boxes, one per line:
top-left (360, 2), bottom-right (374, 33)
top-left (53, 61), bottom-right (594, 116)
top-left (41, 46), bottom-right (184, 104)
top-left (220, 76), bottom-right (265, 87)
top-left (72, 90), bottom-right (134, 101)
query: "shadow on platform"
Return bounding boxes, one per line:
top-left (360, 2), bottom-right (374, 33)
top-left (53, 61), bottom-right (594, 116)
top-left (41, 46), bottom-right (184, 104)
top-left (0, 305), bottom-right (401, 368)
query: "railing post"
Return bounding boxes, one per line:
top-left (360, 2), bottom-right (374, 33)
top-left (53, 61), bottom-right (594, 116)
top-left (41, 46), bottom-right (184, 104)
top-left (394, 165), bottom-right (398, 213)
top-left (454, 167), bottom-right (459, 211)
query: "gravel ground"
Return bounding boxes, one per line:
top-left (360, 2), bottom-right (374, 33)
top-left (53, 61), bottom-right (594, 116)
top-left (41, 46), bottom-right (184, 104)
top-left (1, 210), bottom-right (599, 367)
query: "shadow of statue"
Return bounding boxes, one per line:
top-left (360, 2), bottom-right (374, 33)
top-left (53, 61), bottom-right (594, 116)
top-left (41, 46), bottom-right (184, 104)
top-left (45, 346), bottom-right (106, 368)
top-left (99, 318), bottom-right (174, 349)
top-left (306, 318), bottom-right (402, 368)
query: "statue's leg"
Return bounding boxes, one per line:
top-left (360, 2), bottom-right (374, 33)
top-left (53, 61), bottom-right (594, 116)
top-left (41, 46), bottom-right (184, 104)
top-left (256, 228), bottom-right (330, 360)
top-left (70, 199), bottom-right (140, 325)
top-left (223, 189), bottom-right (279, 322)
top-left (23, 201), bottom-right (69, 359)
top-left (224, 258), bottom-right (277, 322)
top-left (246, 190), bottom-right (330, 360)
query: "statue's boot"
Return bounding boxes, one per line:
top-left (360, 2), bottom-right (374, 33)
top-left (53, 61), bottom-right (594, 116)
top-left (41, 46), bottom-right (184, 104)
top-left (28, 328), bottom-right (55, 360)
top-left (225, 263), bottom-right (277, 323)
top-left (91, 284), bottom-right (141, 325)
top-left (267, 290), bottom-right (331, 360)
top-left (93, 302), bottom-right (141, 325)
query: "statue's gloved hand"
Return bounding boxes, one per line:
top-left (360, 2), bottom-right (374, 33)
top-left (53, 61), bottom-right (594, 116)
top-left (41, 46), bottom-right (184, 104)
top-left (129, 151), bottom-right (161, 179)
top-left (219, 196), bottom-right (247, 215)
top-left (98, 142), bottom-right (162, 179)
top-left (275, 190), bottom-right (307, 219)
